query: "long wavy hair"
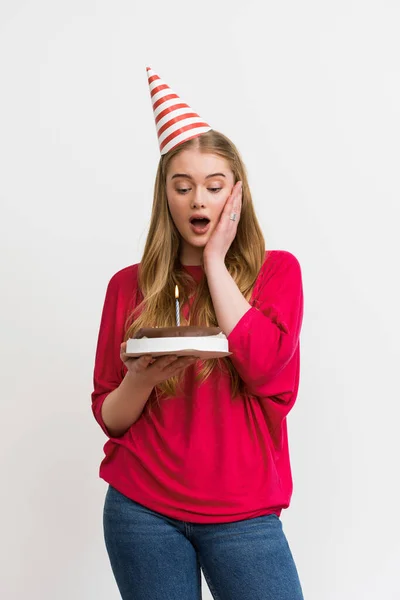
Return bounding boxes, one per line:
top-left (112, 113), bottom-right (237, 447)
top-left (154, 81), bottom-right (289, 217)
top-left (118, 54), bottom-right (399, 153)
top-left (123, 129), bottom-right (266, 408)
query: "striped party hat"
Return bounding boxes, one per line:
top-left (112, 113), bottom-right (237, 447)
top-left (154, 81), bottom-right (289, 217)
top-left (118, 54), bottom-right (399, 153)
top-left (146, 66), bottom-right (212, 155)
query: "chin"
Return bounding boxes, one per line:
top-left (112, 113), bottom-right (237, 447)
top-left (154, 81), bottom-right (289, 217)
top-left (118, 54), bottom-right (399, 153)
top-left (187, 239), bottom-right (207, 248)
top-left (180, 230), bottom-right (210, 246)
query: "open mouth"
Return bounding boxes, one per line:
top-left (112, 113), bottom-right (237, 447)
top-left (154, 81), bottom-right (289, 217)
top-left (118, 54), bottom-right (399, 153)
top-left (189, 217), bottom-right (211, 234)
top-left (190, 217), bottom-right (210, 227)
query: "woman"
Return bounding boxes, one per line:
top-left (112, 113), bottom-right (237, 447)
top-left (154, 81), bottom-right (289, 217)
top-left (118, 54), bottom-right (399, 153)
top-left (91, 67), bottom-right (304, 600)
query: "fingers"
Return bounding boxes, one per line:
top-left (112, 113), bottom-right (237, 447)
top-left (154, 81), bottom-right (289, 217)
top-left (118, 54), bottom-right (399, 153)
top-left (158, 355), bottom-right (196, 372)
top-left (119, 344), bottom-right (197, 372)
top-left (149, 355), bottom-right (178, 368)
top-left (141, 355), bottom-right (153, 364)
top-left (120, 342), bottom-right (128, 358)
top-left (178, 357), bottom-right (197, 371)
top-left (162, 355), bottom-right (195, 368)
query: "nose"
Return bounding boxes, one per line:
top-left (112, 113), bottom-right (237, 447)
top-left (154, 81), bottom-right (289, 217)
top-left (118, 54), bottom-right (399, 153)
top-left (190, 187), bottom-right (207, 209)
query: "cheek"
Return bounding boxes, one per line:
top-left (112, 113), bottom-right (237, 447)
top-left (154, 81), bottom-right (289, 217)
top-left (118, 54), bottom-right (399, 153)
top-left (168, 203), bottom-right (186, 231)
top-left (167, 197), bottom-right (179, 220)
top-left (214, 196), bottom-right (229, 219)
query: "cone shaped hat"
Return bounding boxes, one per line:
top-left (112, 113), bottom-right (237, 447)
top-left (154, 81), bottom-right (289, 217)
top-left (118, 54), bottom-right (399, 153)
top-left (146, 66), bottom-right (212, 155)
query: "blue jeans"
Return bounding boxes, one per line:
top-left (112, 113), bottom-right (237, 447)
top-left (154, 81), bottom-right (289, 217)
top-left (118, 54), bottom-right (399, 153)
top-left (103, 485), bottom-right (304, 600)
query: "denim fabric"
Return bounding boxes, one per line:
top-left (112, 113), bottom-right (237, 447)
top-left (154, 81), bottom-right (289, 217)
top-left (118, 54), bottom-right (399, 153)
top-left (103, 485), bottom-right (304, 600)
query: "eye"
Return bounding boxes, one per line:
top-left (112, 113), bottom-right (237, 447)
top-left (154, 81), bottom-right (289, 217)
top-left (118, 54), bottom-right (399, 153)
top-left (176, 187), bottom-right (222, 194)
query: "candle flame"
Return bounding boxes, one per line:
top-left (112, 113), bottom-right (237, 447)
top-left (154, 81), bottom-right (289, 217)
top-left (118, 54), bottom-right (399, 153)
top-left (175, 284), bottom-right (179, 299)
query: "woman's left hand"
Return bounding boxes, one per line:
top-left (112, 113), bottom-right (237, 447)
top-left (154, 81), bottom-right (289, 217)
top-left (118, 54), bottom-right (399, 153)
top-left (203, 181), bottom-right (242, 263)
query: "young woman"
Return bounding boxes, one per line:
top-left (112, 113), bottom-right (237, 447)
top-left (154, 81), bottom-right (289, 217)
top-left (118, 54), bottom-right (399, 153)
top-left (91, 69), bottom-right (304, 600)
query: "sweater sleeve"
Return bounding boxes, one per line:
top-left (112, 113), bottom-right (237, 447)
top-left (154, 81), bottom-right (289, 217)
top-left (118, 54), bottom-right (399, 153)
top-left (226, 250), bottom-right (304, 403)
top-left (91, 270), bottom-right (134, 437)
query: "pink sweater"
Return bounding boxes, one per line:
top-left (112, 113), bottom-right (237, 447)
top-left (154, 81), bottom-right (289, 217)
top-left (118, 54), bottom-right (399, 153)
top-left (91, 250), bottom-right (304, 523)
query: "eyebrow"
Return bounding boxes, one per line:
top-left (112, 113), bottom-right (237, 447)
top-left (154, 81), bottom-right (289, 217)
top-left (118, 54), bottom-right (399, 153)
top-left (170, 172), bottom-right (226, 181)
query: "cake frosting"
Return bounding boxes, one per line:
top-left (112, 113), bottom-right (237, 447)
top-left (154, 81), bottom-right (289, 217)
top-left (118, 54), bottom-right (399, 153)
top-left (126, 326), bottom-right (231, 359)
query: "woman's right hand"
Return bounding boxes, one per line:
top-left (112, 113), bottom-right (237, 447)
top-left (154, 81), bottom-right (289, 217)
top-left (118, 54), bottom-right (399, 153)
top-left (120, 342), bottom-right (197, 387)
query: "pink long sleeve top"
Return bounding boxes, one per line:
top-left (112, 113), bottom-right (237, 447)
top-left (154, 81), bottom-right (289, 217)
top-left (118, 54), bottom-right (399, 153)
top-left (91, 249), bottom-right (304, 523)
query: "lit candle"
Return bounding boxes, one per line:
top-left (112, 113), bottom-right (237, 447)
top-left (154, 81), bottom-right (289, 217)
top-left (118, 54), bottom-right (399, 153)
top-left (175, 285), bottom-right (180, 326)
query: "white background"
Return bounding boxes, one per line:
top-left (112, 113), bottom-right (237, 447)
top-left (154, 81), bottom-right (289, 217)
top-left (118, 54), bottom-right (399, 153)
top-left (1, 1), bottom-right (399, 598)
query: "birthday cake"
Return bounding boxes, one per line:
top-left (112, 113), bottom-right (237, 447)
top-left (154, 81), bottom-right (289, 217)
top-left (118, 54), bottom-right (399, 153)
top-left (125, 326), bottom-right (231, 359)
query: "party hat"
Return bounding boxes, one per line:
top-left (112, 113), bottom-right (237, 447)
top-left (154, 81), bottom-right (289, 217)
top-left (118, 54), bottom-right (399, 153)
top-left (146, 66), bottom-right (212, 155)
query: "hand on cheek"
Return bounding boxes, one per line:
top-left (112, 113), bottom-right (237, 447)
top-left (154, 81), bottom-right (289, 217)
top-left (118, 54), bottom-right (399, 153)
top-left (203, 181), bottom-right (242, 262)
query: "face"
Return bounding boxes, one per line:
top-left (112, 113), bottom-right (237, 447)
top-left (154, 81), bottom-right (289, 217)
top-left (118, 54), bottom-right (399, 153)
top-left (166, 148), bottom-right (235, 265)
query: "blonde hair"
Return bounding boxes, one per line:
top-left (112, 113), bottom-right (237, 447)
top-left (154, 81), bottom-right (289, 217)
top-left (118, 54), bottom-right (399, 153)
top-left (124, 129), bottom-right (266, 409)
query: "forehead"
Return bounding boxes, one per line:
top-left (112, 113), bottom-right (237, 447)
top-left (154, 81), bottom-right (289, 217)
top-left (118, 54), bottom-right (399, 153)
top-left (167, 149), bottom-right (232, 180)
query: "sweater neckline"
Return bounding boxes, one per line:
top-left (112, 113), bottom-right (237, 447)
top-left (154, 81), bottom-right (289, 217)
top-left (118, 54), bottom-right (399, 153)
top-left (182, 264), bottom-right (203, 269)
top-left (181, 263), bottom-right (204, 283)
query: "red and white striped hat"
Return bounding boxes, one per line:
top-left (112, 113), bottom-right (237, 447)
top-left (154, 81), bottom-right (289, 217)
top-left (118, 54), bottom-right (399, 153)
top-left (146, 66), bottom-right (212, 155)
